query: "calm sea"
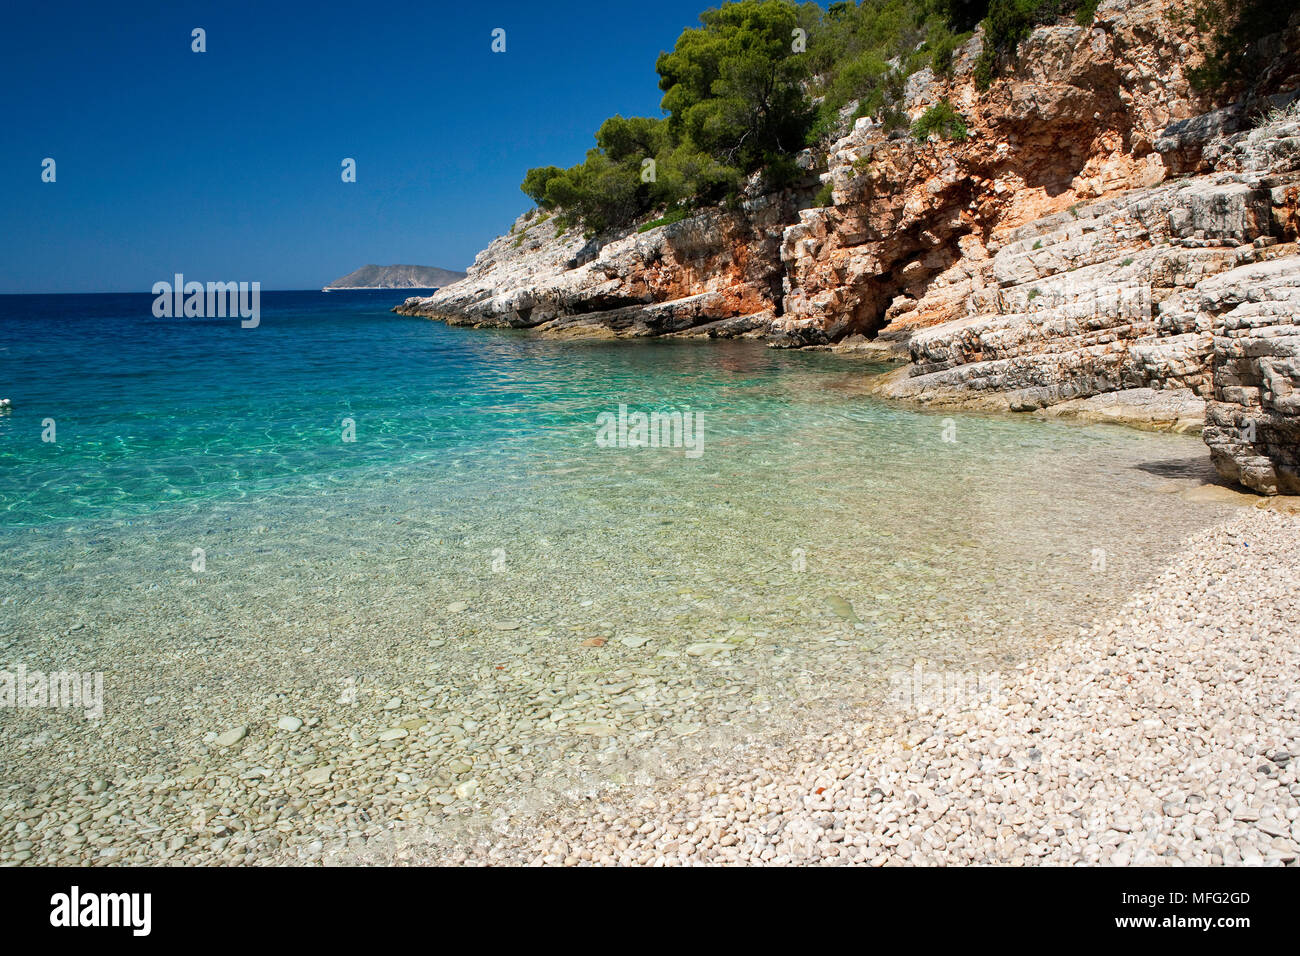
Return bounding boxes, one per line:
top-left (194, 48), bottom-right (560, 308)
top-left (0, 290), bottom-right (1235, 856)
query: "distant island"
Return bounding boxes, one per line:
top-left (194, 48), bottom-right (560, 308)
top-left (323, 264), bottom-right (467, 291)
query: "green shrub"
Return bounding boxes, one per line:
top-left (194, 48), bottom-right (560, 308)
top-left (813, 181), bottom-right (836, 207)
top-left (881, 107), bottom-right (911, 132)
top-left (974, 0), bottom-right (1089, 90)
top-left (1187, 0), bottom-right (1293, 93)
top-left (521, 166), bottom-right (564, 208)
top-left (637, 208), bottom-right (692, 233)
top-left (805, 104), bottom-right (841, 147)
top-left (760, 151), bottom-right (808, 192)
top-left (656, 141), bottom-right (744, 207)
top-left (911, 100), bottom-right (969, 142)
top-left (539, 154), bottom-right (641, 235)
top-left (928, 30), bottom-right (963, 76)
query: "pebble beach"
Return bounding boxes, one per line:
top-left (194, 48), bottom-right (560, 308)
top-left (2, 300), bottom-right (1294, 867)
top-left (3, 482), bottom-right (1293, 867)
top-left (431, 508), bottom-right (1300, 865)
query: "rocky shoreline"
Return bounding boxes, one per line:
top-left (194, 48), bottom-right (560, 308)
top-left (395, 0), bottom-right (1300, 495)
top-left (429, 507), bottom-right (1300, 866)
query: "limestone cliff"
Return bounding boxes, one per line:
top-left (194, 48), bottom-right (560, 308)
top-left (395, 191), bottom-right (804, 339)
top-left (397, 0), bottom-right (1300, 493)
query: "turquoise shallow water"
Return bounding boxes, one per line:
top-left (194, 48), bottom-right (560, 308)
top-left (2, 290), bottom-right (717, 524)
top-left (0, 291), bottom-right (1238, 859)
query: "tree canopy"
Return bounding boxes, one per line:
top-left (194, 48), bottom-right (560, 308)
top-left (657, 0), bottom-right (815, 169)
top-left (519, 0), bottom-right (1104, 235)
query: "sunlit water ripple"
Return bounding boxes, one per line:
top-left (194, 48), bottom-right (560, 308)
top-left (0, 291), bottom-right (1237, 857)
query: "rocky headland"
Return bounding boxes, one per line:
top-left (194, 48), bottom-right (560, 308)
top-left (327, 264), bottom-right (467, 290)
top-left (397, 0), bottom-right (1300, 495)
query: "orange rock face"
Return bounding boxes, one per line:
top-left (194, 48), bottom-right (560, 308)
top-left (399, 0), bottom-right (1295, 364)
top-left (775, 0), bottom-right (1225, 346)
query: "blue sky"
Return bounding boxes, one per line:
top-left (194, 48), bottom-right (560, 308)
top-left (0, 0), bottom-right (718, 292)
